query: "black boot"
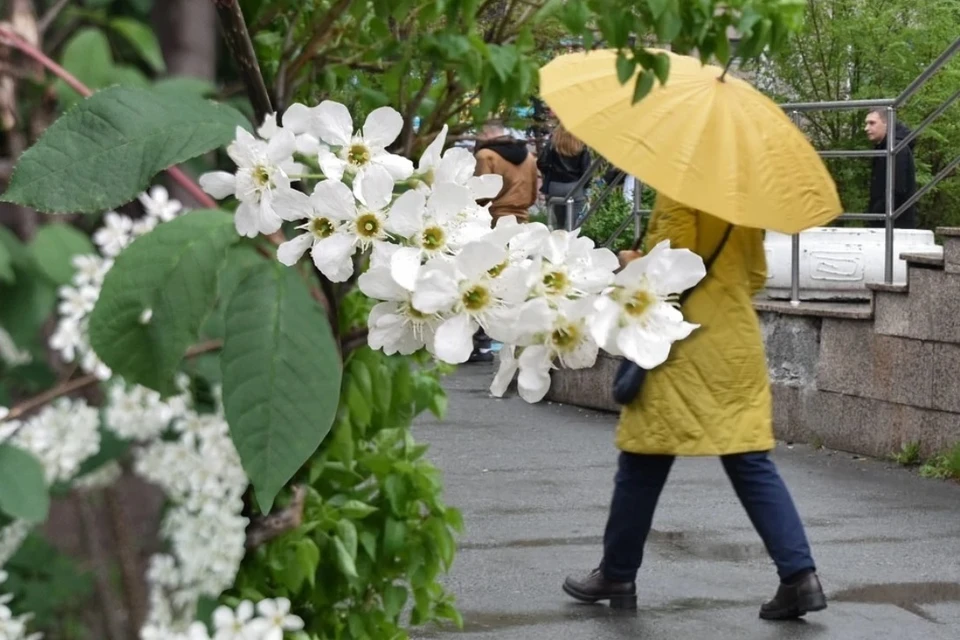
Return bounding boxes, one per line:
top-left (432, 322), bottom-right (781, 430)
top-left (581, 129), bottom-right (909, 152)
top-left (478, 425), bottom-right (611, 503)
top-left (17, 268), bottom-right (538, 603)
top-left (562, 568), bottom-right (637, 610)
top-left (759, 571), bottom-right (827, 620)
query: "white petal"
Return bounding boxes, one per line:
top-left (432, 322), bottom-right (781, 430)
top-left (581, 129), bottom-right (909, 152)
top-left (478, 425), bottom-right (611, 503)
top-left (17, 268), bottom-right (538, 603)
top-left (427, 182), bottom-right (474, 219)
top-left (482, 306), bottom-right (520, 344)
top-left (315, 100), bottom-right (354, 146)
top-left (436, 147), bottom-right (477, 185)
top-left (372, 152), bottom-right (415, 181)
top-left (542, 229), bottom-right (573, 264)
top-left (355, 164), bottom-right (395, 211)
top-left (648, 248), bottom-right (707, 295)
top-left (517, 298), bottom-right (555, 336)
top-left (588, 296), bottom-right (622, 353)
top-left (467, 174), bottom-right (504, 199)
top-left (617, 324), bottom-right (672, 369)
top-left (233, 201), bottom-right (260, 238)
top-left (257, 193), bottom-right (284, 235)
top-left (490, 345), bottom-right (518, 397)
top-left (358, 265), bottom-right (408, 301)
top-left (412, 266), bottom-right (459, 313)
top-left (369, 303), bottom-right (422, 355)
top-left (227, 127), bottom-right (259, 167)
top-left (272, 188), bottom-right (313, 222)
top-left (362, 106), bottom-right (404, 148)
top-left (433, 313), bottom-right (477, 364)
top-left (318, 148), bottom-right (346, 181)
top-left (457, 242), bottom-right (506, 280)
top-left (517, 345), bottom-right (553, 403)
top-left (258, 113), bottom-right (278, 138)
top-left (312, 233), bottom-right (357, 282)
top-left (311, 179), bottom-right (356, 221)
top-left (277, 233), bottom-right (313, 266)
top-left (385, 189), bottom-right (426, 238)
top-left (295, 133), bottom-right (322, 156)
top-left (419, 124), bottom-right (448, 171)
top-left (561, 334), bottom-right (599, 370)
top-left (198, 171), bottom-right (236, 199)
top-left (370, 241), bottom-right (400, 268)
top-left (266, 129), bottom-right (297, 163)
top-left (283, 103), bottom-right (316, 135)
top-left (390, 247), bottom-right (424, 292)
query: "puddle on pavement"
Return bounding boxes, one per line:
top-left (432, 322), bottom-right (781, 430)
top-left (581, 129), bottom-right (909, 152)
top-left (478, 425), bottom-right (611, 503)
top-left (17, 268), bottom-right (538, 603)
top-left (832, 582), bottom-right (960, 623)
top-left (648, 529), bottom-right (767, 562)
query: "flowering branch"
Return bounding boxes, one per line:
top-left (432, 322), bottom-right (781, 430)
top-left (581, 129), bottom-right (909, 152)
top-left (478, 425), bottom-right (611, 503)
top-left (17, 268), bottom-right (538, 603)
top-left (244, 484), bottom-right (307, 549)
top-left (0, 24), bottom-right (217, 210)
top-left (1, 339), bottom-right (223, 423)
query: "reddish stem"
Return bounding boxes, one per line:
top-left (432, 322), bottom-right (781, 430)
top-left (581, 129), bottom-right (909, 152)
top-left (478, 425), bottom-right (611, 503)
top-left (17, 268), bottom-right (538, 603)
top-left (0, 25), bottom-right (217, 209)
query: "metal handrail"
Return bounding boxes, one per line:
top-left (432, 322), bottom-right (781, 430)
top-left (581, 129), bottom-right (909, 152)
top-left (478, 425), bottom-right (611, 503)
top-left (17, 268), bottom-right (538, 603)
top-left (780, 36), bottom-right (960, 304)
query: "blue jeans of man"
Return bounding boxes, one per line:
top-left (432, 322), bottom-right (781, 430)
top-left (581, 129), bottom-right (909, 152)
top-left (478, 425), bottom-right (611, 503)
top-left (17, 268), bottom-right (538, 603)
top-left (601, 451), bottom-right (816, 583)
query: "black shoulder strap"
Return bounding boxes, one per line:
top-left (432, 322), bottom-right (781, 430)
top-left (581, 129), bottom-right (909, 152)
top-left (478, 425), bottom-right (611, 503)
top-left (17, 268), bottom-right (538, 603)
top-left (678, 224), bottom-right (733, 305)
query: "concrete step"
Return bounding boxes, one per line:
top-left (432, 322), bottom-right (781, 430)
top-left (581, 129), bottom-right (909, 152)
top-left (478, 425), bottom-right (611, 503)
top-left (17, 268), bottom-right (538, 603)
top-left (900, 250), bottom-right (944, 269)
top-left (753, 296), bottom-right (874, 320)
top-left (937, 227), bottom-right (960, 274)
top-left (866, 281), bottom-right (909, 294)
top-left (875, 266), bottom-right (960, 342)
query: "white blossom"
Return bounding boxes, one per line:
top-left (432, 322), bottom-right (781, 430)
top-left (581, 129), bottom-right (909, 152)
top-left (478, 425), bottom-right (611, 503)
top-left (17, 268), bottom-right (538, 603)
top-left (589, 240), bottom-right (706, 369)
top-left (93, 212), bottom-right (134, 256)
top-left (139, 186), bottom-right (183, 223)
top-left (313, 101), bottom-right (414, 183)
top-left (11, 398), bottom-right (100, 484)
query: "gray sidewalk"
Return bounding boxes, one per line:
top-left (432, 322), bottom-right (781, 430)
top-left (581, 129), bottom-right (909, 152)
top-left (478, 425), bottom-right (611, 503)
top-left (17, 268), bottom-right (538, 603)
top-left (412, 366), bottom-right (960, 639)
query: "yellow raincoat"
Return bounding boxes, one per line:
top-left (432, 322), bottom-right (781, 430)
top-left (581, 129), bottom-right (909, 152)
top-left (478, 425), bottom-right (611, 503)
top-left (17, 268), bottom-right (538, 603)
top-left (616, 195), bottom-right (774, 456)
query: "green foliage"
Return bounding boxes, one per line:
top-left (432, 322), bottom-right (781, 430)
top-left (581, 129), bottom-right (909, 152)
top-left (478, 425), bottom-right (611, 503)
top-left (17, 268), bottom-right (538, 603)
top-left (763, 0), bottom-right (960, 227)
top-left (3, 534), bottom-right (94, 637)
top-left (580, 189), bottom-right (642, 252)
top-left (230, 348), bottom-right (461, 638)
top-left (108, 17), bottom-right (167, 73)
top-left (53, 27), bottom-right (149, 109)
top-left (0, 444), bottom-right (50, 523)
top-left (88, 211), bottom-right (240, 396)
top-left (28, 224), bottom-right (96, 286)
top-left (221, 262), bottom-right (343, 513)
top-left (0, 228), bottom-right (57, 357)
top-left (891, 441), bottom-right (922, 466)
top-left (2, 86), bottom-right (249, 214)
top-left (919, 443), bottom-right (960, 481)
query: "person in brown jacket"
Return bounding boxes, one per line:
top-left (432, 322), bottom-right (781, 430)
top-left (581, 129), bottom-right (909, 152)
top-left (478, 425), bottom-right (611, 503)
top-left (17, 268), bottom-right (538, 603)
top-left (474, 121), bottom-right (539, 226)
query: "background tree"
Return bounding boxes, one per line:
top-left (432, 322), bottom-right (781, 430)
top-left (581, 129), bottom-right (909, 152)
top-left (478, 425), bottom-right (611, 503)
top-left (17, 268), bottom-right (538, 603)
top-left (760, 0), bottom-right (960, 227)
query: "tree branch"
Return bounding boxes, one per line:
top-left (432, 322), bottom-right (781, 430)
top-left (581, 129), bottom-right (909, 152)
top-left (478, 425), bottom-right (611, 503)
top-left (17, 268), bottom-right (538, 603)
top-left (211, 0), bottom-right (273, 126)
top-left (0, 24), bottom-right (218, 209)
top-left (1, 340), bottom-right (223, 424)
top-left (284, 0), bottom-right (352, 89)
top-left (37, 0), bottom-right (71, 34)
top-left (244, 484), bottom-right (307, 549)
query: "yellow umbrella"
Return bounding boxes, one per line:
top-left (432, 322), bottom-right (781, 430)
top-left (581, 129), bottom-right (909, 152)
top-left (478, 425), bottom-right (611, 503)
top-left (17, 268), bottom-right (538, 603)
top-left (539, 49), bottom-right (842, 234)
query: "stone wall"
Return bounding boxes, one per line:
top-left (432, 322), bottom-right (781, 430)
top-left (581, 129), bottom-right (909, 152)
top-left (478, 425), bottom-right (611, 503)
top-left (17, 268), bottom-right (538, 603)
top-left (546, 230), bottom-right (960, 460)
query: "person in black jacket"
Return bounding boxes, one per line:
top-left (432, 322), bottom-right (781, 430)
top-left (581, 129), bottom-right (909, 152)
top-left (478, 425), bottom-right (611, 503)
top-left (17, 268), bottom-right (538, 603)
top-left (864, 110), bottom-right (919, 229)
top-left (538, 124), bottom-right (592, 229)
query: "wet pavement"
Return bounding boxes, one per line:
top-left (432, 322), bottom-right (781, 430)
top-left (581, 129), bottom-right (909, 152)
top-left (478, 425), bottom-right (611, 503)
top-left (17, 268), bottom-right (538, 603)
top-left (412, 366), bottom-right (960, 639)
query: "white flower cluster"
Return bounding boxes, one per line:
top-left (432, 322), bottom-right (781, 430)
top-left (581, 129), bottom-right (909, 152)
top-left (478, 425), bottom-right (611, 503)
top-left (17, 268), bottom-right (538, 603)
top-left (0, 571), bottom-right (40, 640)
top-left (49, 186), bottom-right (186, 379)
top-left (200, 101), bottom-right (708, 402)
top-left (8, 398), bottom-right (100, 484)
top-left (140, 598), bottom-right (303, 640)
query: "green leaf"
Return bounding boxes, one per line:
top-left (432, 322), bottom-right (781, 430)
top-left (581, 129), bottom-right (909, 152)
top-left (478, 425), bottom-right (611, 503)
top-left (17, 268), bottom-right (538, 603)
top-left (486, 45), bottom-right (519, 83)
top-left (152, 76), bottom-right (216, 99)
top-left (340, 500), bottom-right (377, 519)
top-left (0, 445), bottom-right (50, 523)
top-left (88, 211), bottom-right (239, 395)
top-left (652, 52), bottom-right (671, 86)
top-left (655, 1), bottom-right (683, 43)
top-left (28, 224), bottom-right (95, 286)
top-left (358, 530), bottom-right (377, 559)
top-left (336, 519), bottom-right (358, 560)
top-left (3, 86), bottom-right (249, 214)
top-left (382, 584), bottom-right (408, 619)
top-left (333, 537), bottom-right (358, 579)
top-left (444, 507), bottom-right (464, 533)
top-left (110, 18), bottom-right (166, 72)
top-left (616, 52), bottom-right (636, 85)
top-left (647, 0), bottom-right (670, 19)
top-left (294, 538), bottom-right (320, 589)
top-left (221, 262), bottom-right (342, 513)
top-left (632, 69), bottom-right (656, 104)
top-left (0, 239), bottom-right (12, 284)
top-left (55, 28), bottom-right (113, 107)
top-left (383, 517), bottom-right (405, 556)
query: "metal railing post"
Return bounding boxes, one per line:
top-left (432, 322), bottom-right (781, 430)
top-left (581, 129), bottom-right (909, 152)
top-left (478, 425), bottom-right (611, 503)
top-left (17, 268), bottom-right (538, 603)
top-left (632, 179), bottom-right (642, 244)
top-left (885, 106), bottom-right (897, 284)
top-left (564, 198), bottom-right (574, 231)
top-left (790, 111), bottom-right (801, 306)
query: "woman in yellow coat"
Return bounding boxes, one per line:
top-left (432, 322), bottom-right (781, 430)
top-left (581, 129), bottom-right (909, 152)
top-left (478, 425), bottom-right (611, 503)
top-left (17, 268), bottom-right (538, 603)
top-left (563, 195), bottom-right (826, 620)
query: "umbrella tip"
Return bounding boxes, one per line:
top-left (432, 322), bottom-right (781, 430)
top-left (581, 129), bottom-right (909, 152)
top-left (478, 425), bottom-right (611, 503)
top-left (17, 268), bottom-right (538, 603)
top-left (718, 56), bottom-right (736, 82)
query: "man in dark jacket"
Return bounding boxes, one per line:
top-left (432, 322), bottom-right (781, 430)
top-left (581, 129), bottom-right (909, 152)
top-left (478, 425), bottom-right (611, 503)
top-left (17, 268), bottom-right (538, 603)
top-left (864, 110), bottom-right (919, 229)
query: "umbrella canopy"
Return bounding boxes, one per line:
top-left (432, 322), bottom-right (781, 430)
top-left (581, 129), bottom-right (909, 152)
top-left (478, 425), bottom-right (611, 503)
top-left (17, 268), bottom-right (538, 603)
top-left (539, 49), bottom-right (842, 234)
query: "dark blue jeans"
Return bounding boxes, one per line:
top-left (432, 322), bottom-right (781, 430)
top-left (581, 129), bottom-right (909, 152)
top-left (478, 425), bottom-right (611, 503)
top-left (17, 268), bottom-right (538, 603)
top-left (602, 452), bottom-right (815, 583)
